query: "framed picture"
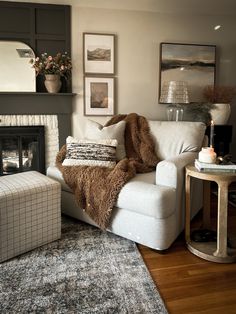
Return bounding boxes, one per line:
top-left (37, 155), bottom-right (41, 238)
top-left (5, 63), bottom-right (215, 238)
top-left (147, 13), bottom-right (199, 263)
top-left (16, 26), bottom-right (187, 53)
top-left (84, 76), bottom-right (115, 116)
top-left (159, 42), bottom-right (216, 103)
top-left (83, 33), bottom-right (115, 75)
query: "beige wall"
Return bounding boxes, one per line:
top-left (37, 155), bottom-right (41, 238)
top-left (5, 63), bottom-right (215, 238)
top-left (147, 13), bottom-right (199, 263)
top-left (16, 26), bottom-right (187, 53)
top-left (72, 6), bottom-right (236, 159)
top-left (4, 0), bottom-right (236, 158)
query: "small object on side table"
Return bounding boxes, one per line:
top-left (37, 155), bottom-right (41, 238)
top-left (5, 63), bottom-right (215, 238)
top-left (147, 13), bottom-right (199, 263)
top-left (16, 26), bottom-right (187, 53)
top-left (191, 229), bottom-right (217, 242)
top-left (194, 158), bottom-right (236, 173)
top-left (191, 229), bottom-right (232, 248)
top-left (198, 147), bottom-right (217, 164)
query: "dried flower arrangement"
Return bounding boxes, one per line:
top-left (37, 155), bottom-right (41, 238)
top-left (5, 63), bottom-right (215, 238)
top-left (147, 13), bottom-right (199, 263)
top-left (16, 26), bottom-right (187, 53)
top-left (203, 85), bottom-right (236, 103)
top-left (30, 52), bottom-right (72, 79)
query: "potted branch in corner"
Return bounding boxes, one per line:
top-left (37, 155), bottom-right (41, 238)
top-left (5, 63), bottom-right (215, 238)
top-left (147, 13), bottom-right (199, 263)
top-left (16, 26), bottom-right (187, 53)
top-left (30, 52), bottom-right (72, 93)
top-left (203, 85), bottom-right (236, 124)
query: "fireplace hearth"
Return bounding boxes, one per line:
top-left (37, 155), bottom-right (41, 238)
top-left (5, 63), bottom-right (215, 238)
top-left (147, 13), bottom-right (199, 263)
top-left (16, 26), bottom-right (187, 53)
top-left (0, 126), bottom-right (45, 176)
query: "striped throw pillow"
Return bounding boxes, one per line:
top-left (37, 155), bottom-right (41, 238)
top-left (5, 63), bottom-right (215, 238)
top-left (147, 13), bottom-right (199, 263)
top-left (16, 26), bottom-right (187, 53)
top-left (62, 137), bottom-right (118, 168)
top-left (85, 120), bottom-right (126, 161)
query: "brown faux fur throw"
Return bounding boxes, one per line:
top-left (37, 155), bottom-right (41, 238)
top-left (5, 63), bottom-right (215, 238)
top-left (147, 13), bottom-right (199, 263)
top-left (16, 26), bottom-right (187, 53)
top-left (56, 113), bottom-right (159, 229)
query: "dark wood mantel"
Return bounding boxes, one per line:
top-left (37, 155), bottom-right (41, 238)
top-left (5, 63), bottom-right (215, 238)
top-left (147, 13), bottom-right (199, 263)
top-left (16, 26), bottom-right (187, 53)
top-left (0, 92), bottom-right (76, 114)
top-left (0, 92), bottom-right (76, 147)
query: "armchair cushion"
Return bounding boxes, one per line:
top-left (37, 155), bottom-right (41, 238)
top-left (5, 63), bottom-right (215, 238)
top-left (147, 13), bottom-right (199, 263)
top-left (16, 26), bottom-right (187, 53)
top-left (149, 121), bottom-right (206, 160)
top-left (47, 166), bottom-right (176, 220)
top-left (116, 172), bottom-right (176, 219)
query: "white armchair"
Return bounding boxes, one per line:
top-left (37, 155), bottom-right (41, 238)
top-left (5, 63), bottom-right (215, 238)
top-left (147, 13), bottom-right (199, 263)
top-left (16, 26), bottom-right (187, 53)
top-left (47, 121), bottom-right (206, 250)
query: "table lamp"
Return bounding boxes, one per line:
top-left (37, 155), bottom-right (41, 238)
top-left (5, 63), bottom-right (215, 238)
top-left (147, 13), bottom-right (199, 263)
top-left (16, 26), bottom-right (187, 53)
top-left (160, 81), bottom-right (189, 121)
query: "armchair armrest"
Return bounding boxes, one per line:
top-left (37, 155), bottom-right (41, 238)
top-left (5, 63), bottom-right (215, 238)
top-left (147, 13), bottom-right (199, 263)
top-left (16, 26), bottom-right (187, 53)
top-left (156, 152), bottom-right (198, 188)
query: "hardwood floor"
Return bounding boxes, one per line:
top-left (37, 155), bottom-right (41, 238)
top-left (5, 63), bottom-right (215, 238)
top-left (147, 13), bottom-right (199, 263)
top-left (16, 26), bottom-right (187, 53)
top-left (138, 191), bottom-right (236, 314)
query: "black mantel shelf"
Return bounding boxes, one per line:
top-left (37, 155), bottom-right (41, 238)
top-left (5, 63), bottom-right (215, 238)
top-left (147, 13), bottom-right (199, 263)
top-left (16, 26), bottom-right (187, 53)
top-left (0, 92), bottom-right (76, 115)
top-left (0, 92), bottom-right (76, 96)
top-left (0, 92), bottom-right (76, 147)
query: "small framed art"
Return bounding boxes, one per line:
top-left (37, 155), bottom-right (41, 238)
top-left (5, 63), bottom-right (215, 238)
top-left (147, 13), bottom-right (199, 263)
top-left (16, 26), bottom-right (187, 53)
top-left (83, 33), bottom-right (115, 75)
top-left (159, 42), bottom-right (216, 103)
top-left (84, 76), bottom-right (115, 116)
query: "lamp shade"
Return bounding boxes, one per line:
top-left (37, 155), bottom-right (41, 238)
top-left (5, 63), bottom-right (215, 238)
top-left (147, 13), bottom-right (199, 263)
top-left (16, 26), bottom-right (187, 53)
top-left (160, 81), bottom-right (189, 104)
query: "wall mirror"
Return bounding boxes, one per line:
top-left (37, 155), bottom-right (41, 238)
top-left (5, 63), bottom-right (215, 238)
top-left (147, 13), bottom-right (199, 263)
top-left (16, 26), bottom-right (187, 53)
top-left (0, 41), bottom-right (36, 92)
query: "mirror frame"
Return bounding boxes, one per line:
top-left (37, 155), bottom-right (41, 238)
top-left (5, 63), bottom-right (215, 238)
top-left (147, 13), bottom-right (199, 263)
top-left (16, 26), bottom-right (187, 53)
top-left (0, 41), bottom-right (36, 92)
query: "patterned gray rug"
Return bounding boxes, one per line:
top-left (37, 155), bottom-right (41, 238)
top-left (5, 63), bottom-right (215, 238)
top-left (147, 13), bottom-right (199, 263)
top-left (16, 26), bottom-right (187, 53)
top-left (0, 216), bottom-right (168, 313)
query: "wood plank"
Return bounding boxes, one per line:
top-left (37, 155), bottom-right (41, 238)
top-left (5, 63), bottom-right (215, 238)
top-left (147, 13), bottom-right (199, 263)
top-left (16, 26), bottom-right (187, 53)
top-left (138, 192), bottom-right (236, 313)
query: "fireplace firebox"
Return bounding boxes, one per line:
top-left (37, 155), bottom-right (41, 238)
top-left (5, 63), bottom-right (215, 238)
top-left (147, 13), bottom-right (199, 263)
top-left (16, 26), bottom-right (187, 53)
top-left (0, 126), bottom-right (45, 176)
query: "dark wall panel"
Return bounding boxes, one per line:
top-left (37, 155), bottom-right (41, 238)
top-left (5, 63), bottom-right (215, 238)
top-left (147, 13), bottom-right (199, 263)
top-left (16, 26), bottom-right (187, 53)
top-left (0, 1), bottom-right (71, 92)
top-left (36, 8), bottom-right (66, 35)
top-left (36, 40), bottom-right (67, 55)
top-left (0, 7), bottom-right (30, 33)
top-left (0, 7), bottom-right (30, 34)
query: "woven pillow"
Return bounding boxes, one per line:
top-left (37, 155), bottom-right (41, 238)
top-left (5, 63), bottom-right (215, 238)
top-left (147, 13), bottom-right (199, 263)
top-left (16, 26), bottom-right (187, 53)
top-left (62, 137), bottom-right (118, 168)
top-left (85, 120), bottom-right (126, 160)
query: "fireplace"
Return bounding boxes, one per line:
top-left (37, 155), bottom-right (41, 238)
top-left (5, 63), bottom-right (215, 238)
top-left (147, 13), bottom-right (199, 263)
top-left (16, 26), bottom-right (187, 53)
top-left (0, 126), bottom-right (45, 176)
top-left (0, 92), bottom-right (74, 172)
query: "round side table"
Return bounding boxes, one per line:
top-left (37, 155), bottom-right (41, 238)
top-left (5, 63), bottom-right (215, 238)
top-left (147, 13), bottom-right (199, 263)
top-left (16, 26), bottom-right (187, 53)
top-left (185, 165), bottom-right (236, 263)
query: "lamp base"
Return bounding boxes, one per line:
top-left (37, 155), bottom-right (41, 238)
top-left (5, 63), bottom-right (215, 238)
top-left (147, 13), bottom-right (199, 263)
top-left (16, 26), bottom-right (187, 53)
top-left (166, 105), bottom-right (176, 121)
top-left (166, 104), bottom-right (184, 121)
top-left (175, 105), bottom-right (184, 121)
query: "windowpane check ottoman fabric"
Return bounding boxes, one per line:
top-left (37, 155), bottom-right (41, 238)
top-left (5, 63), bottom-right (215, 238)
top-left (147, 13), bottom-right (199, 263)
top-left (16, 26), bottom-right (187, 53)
top-left (0, 171), bottom-right (61, 263)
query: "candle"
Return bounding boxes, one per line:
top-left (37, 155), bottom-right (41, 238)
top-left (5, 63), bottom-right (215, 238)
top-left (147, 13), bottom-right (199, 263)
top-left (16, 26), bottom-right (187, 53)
top-left (199, 147), bottom-right (216, 163)
top-left (210, 120), bottom-right (214, 148)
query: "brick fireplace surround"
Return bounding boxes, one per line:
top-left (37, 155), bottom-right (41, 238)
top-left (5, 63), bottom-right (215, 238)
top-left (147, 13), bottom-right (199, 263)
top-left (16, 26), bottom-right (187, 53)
top-left (0, 115), bottom-right (57, 168)
top-left (0, 92), bottom-right (75, 169)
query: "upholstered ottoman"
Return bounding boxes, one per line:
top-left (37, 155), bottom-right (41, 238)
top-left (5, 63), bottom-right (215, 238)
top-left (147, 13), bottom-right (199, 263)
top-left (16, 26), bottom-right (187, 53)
top-left (0, 171), bottom-right (61, 263)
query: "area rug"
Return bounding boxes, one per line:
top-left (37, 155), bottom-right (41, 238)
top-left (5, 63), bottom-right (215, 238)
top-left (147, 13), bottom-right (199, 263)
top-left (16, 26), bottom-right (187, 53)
top-left (0, 216), bottom-right (168, 313)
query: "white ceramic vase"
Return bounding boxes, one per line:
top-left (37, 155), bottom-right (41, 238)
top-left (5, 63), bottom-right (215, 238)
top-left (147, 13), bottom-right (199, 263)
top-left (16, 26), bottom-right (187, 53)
top-left (44, 74), bottom-right (62, 93)
top-left (210, 103), bottom-right (231, 125)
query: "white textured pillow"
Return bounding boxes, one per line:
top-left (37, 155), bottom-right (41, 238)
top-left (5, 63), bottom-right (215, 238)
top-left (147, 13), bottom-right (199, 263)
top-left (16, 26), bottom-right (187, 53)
top-left (62, 136), bottom-right (118, 168)
top-left (85, 120), bottom-right (126, 160)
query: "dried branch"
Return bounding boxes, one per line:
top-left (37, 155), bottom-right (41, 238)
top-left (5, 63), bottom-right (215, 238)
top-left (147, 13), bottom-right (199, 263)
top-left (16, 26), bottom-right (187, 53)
top-left (203, 85), bottom-right (236, 103)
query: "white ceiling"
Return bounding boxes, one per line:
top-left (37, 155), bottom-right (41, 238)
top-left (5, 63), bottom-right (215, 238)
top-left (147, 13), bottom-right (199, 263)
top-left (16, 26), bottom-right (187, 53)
top-left (4, 0), bottom-right (236, 16)
top-left (73, 0), bottom-right (236, 15)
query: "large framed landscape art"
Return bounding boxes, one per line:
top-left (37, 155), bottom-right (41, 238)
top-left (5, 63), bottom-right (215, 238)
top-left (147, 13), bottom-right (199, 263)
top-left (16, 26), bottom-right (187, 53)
top-left (159, 42), bottom-right (216, 103)
top-left (83, 33), bottom-right (115, 75)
